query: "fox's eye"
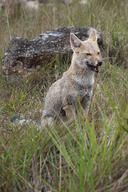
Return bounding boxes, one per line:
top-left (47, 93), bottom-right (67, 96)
top-left (86, 53), bottom-right (91, 56)
top-left (97, 52), bottom-right (100, 55)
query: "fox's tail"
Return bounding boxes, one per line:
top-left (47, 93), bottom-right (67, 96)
top-left (11, 115), bottom-right (41, 128)
top-left (11, 115), bottom-right (55, 130)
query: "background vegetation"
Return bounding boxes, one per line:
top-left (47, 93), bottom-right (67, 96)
top-left (0, 0), bottom-right (128, 191)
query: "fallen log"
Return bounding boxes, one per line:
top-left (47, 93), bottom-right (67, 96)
top-left (2, 26), bottom-right (104, 76)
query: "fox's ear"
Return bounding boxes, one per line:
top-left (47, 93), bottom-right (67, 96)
top-left (70, 33), bottom-right (81, 50)
top-left (89, 31), bottom-right (97, 41)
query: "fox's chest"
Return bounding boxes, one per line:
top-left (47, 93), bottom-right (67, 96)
top-left (71, 73), bottom-right (95, 101)
top-left (65, 87), bottom-right (92, 107)
top-left (72, 87), bottom-right (92, 98)
top-left (71, 73), bottom-right (95, 87)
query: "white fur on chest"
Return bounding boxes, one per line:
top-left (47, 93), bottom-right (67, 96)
top-left (72, 73), bottom-right (95, 87)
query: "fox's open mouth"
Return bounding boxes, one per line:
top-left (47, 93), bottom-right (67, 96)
top-left (87, 63), bottom-right (102, 73)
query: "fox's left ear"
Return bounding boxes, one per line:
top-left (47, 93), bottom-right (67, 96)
top-left (89, 31), bottom-right (97, 42)
top-left (70, 33), bottom-right (81, 50)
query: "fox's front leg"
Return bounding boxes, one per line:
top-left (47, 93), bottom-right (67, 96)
top-left (63, 104), bottom-right (76, 120)
top-left (63, 96), bottom-right (76, 120)
top-left (81, 95), bottom-right (91, 116)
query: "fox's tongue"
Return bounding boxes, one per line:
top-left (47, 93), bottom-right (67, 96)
top-left (95, 66), bottom-right (99, 73)
top-left (87, 63), bottom-right (100, 73)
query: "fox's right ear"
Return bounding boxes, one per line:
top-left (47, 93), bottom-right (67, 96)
top-left (89, 30), bottom-right (97, 42)
top-left (70, 33), bottom-right (81, 50)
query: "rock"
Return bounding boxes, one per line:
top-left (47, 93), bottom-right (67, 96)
top-left (79, 0), bottom-right (88, 5)
top-left (2, 27), bottom-right (104, 76)
top-left (24, 0), bottom-right (39, 10)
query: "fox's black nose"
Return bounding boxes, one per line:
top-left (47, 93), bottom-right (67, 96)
top-left (97, 61), bottom-right (102, 66)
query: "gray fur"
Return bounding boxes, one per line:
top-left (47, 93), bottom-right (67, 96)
top-left (41, 31), bottom-right (102, 128)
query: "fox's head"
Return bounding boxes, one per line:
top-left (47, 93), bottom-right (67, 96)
top-left (70, 31), bottom-right (102, 73)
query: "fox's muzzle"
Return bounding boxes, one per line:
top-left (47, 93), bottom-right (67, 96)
top-left (97, 61), bottom-right (102, 66)
top-left (87, 60), bottom-right (102, 73)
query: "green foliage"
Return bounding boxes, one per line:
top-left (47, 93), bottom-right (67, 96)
top-left (0, 0), bottom-right (128, 191)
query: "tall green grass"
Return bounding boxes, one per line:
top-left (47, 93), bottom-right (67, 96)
top-left (0, 0), bottom-right (128, 191)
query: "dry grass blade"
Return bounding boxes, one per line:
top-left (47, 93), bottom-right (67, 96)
top-left (59, 152), bottom-right (62, 192)
top-left (113, 169), bottom-right (128, 191)
top-left (32, 155), bottom-right (42, 192)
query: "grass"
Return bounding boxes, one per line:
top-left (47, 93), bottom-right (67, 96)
top-left (0, 0), bottom-right (128, 191)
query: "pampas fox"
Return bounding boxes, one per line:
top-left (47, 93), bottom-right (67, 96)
top-left (41, 30), bottom-right (102, 127)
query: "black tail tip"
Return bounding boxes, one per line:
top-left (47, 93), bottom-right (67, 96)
top-left (10, 115), bottom-right (20, 122)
